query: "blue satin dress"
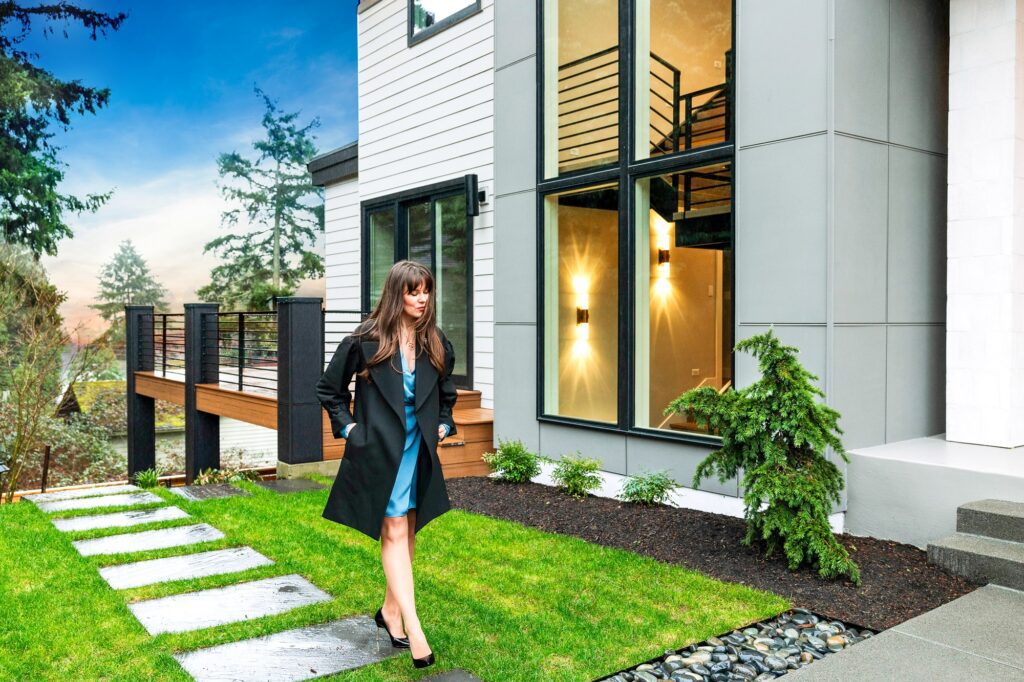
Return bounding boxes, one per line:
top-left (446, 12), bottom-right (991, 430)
top-left (384, 350), bottom-right (421, 518)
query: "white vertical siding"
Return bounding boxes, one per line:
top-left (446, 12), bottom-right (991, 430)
top-left (321, 0), bottom-right (494, 408)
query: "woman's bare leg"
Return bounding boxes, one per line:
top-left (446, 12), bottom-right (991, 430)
top-left (381, 508), bottom-right (416, 638)
top-left (380, 514), bottom-right (431, 659)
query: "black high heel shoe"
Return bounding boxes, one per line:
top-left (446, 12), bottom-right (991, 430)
top-left (374, 607), bottom-right (410, 648)
top-left (412, 649), bottom-right (435, 669)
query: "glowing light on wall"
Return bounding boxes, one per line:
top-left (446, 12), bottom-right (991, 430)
top-left (652, 211), bottom-right (672, 297)
top-left (573, 274), bottom-right (591, 357)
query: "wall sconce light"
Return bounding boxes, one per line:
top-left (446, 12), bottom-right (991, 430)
top-left (653, 212), bottom-right (672, 281)
top-left (573, 275), bottom-right (590, 340)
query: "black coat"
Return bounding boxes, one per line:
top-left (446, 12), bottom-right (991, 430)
top-left (315, 324), bottom-right (458, 541)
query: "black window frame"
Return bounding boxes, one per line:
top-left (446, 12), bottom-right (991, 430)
top-left (535, 0), bottom-right (736, 447)
top-left (408, 0), bottom-right (483, 47)
top-left (360, 174), bottom-right (478, 390)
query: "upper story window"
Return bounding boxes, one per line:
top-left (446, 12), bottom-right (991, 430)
top-left (409, 0), bottom-right (482, 45)
top-left (542, 0), bottom-right (732, 178)
top-left (542, 0), bottom-right (620, 178)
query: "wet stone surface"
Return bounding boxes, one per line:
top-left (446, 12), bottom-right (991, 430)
top-left (52, 506), bottom-right (190, 532)
top-left (35, 491), bottom-right (164, 513)
top-left (24, 483), bottom-right (141, 504)
top-left (173, 615), bottom-right (400, 681)
top-left (168, 483), bottom-right (253, 501)
top-left (99, 546), bottom-right (275, 590)
top-left (129, 573), bottom-right (332, 635)
top-left (255, 478), bottom-right (327, 494)
top-left (597, 609), bottom-right (876, 681)
top-left (71, 523), bottom-right (225, 557)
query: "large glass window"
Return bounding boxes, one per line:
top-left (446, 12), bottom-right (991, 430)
top-left (543, 0), bottom-right (620, 178)
top-left (539, 0), bottom-right (734, 441)
top-left (409, 0), bottom-right (481, 44)
top-left (635, 0), bottom-right (732, 160)
top-left (543, 183), bottom-right (619, 423)
top-left (363, 180), bottom-right (474, 386)
top-left (635, 162), bottom-right (732, 434)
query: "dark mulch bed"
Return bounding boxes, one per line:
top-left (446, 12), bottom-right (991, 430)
top-left (447, 476), bottom-right (976, 631)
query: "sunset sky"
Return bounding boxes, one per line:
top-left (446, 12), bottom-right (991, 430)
top-left (27, 1), bottom-right (359, 342)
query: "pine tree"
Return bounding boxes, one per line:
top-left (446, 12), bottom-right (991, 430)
top-left (197, 86), bottom-right (324, 311)
top-left (0, 3), bottom-right (126, 259)
top-left (89, 239), bottom-right (169, 327)
top-left (665, 328), bottom-right (861, 584)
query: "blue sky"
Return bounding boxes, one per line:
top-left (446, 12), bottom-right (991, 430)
top-left (27, 1), bottom-right (358, 338)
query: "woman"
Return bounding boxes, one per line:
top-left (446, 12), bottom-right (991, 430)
top-left (315, 259), bottom-right (458, 670)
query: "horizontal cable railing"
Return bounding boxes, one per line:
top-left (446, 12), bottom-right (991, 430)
top-left (202, 311), bottom-right (279, 396)
top-left (138, 313), bottom-right (186, 380)
top-left (558, 45), bottom-right (620, 171)
top-left (322, 309), bottom-right (367, 372)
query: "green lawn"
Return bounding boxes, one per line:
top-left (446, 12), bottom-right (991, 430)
top-left (0, 475), bottom-right (789, 681)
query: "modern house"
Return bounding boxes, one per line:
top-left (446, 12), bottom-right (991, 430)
top-left (310, 0), bottom-right (1024, 556)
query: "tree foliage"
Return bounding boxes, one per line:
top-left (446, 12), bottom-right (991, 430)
top-left (89, 238), bottom-right (168, 327)
top-left (0, 242), bottom-right (109, 502)
top-left (665, 328), bottom-right (861, 584)
top-left (0, 2), bottom-right (126, 258)
top-left (198, 86), bottom-right (324, 310)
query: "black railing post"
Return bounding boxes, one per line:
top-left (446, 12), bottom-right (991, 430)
top-left (184, 303), bottom-right (220, 484)
top-left (672, 70), bottom-right (681, 153)
top-left (237, 312), bottom-right (245, 392)
top-left (125, 305), bottom-right (155, 479)
top-left (276, 297), bottom-right (324, 476)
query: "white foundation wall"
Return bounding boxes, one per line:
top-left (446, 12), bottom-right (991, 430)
top-left (355, 0), bottom-right (495, 408)
top-left (947, 0), bottom-right (1024, 447)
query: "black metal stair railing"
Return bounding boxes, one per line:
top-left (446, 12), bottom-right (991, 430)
top-left (558, 45), bottom-right (620, 171)
top-left (558, 47), bottom-right (733, 165)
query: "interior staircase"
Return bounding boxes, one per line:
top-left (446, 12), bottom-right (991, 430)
top-left (927, 499), bottom-right (1024, 591)
top-left (321, 388), bottom-right (494, 479)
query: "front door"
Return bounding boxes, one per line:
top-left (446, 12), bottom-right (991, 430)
top-left (363, 184), bottom-right (473, 389)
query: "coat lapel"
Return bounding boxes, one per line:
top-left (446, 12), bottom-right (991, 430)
top-left (361, 337), bottom-right (440, 421)
top-left (361, 340), bottom-right (404, 425)
top-left (414, 337), bottom-right (439, 412)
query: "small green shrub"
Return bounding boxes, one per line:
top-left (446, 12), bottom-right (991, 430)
top-left (550, 452), bottom-right (602, 499)
top-left (665, 328), bottom-right (861, 584)
top-left (619, 469), bottom-right (679, 506)
top-left (481, 438), bottom-right (543, 483)
top-left (132, 467), bottom-right (162, 488)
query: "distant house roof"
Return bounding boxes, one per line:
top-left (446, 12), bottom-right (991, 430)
top-left (308, 141), bottom-right (357, 187)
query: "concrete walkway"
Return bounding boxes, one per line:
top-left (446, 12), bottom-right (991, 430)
top-left (787, 584), bottom-right (1024, 680)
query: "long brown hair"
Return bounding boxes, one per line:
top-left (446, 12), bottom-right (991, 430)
top-left (353, 260), bottom-right (446, 382)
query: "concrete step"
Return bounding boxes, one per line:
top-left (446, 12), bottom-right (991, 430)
top-left (927, 532), bottom-right (1024, 591)
top-left (957, 499), bottom-right (1024, 544)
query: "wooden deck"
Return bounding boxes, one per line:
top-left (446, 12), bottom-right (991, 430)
top-left (135, 371), bottom-right (494, 478)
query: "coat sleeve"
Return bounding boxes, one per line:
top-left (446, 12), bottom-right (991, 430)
top-left (316, 334), bottom-right (359, 439)
top-left (438, 331), bottom-right (458, 437)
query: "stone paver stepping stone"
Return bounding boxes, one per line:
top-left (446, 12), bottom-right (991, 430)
top-left (129, 573), bottom-right (332, 635)
top-left (72, 523), bottom-right (225, 557)
top-left (37, 491), bottom-right (164, 513)
top-left (169, 483), bottom-right (252, 501)
top-left (53, 506), bottom-right (190, 532)
top-left (421, 670), bottom-right (485, 681)
top-left (254, 479), bottom-right (326, 494)
top-left (24, 483), bottom-right (141, 504)
top-left (172, 615), bottom-right (400, 681)
top-left (99, 546), bottom-right (275, 590)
